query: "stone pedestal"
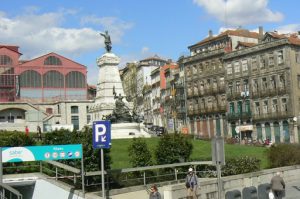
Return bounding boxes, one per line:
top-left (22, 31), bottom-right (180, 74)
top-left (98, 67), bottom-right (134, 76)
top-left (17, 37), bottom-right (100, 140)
top-left (111, 123), bottom-right (150, 139)
top-left (89, 52), bottom-right (126, 121)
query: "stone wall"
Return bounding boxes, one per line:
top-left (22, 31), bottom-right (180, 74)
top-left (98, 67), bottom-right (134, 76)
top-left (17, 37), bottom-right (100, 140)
top-left (163, 165), bottom-right (300, 199)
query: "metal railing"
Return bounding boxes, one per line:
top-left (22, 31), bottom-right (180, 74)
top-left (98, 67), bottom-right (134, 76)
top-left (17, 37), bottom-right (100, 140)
top-left (0, 183), bottom-right (22, 199)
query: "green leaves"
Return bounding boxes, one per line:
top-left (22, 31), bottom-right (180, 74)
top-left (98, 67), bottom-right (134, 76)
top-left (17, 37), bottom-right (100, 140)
top-left (155, 133), bottom-right (193, 165)
top-left (128, 137), bottom-right (152, 167)
top-left (222, 156), bottom-right (260, 176)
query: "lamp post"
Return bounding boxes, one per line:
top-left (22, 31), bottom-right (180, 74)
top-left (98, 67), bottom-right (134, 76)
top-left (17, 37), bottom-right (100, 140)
top-left (239, 91), bottom-right (249, 144)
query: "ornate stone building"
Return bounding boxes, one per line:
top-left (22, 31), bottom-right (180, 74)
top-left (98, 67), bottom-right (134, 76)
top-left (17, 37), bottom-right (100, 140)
top-left (224, 31), bottom-right (300, 143)
top-left (182, 29), bottom-right (259, 138)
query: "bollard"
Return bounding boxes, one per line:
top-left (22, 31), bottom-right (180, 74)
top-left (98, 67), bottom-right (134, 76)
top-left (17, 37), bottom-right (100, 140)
top-left (258, 183), bottom-right (271, 199)
top-left (242, 186), bottom-right (257, 199)
top-left (225, 190), bottom-right (241, 199)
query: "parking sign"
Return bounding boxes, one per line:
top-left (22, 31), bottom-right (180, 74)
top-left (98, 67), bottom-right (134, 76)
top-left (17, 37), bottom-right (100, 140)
top-left (92, 121), bottom-right (111, 149)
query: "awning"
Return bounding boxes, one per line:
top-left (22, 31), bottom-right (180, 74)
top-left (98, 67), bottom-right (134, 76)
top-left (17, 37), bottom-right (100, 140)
top-left (239, 125), bottom-right (253, 131)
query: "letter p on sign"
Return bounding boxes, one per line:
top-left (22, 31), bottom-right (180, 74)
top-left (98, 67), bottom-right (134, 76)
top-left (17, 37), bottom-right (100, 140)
top-left (92, 121), bottom-right (111, 149)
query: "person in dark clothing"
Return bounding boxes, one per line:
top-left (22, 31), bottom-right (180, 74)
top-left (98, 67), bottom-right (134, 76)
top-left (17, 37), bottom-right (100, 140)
top-left (271, 171), bottom-right (285, 199)
top-left (149, 184), bottom-right (161, 199)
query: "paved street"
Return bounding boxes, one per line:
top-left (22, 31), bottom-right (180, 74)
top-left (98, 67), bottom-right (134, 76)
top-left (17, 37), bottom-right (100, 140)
top-left (284, 180), bottom-right (300, 199)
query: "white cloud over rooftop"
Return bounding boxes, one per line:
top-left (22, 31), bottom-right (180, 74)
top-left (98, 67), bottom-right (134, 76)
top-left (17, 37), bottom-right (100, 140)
top-left (193, 0), bottom-right (283, 26)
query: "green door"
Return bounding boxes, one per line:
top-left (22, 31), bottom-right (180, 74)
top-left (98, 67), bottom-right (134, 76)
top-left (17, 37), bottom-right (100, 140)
top-left (231, 122), bottom-right (237, 137)
top-left (265, 123), bottom-right (271, 140)
top-left (283, 121), bottom-right (290, 143)
top-left (274, 122), bottom-right (280, 143)
top-left (256, 124), bottom-right (262, 141)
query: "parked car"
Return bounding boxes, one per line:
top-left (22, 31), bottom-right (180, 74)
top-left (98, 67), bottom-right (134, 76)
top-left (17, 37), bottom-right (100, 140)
top-left (156, 127), bottom-right (165, 136)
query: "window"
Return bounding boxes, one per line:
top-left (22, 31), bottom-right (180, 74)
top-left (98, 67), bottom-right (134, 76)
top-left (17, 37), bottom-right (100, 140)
top-left (263, 100), bottom-right (268, 113)
top-left (268, 53), bottom-right (274, 66)
top-left (44, 56), bottom-right (62, 65)
top-left (87, 115), bottom-right (91, 124)
top-left (66, 71), bottom-right (85, 88)
top-left (46, 108), bottom-right (53, 114)
top-left (251, 57), bottom-right (257, 71)
top-left (237, 101), bottom-right (242, 114)
top-left (245, 100), bottom-right (250, 113)
top-left (281, 98), bottom-right (287, 112)
top-left (71, 106), bottom-right (79, 114)
top-left (259, 55), bottom-right (266, 69)
top-left (71, 115), bottom-right (79, 131)
top-left (277, 50), bottom-right (283, 64)
top-left (298, 75), bottom-right (300, 88)
top-left (234, 61), bottom-right (240, 73)
top-left (20, 70), bottom-right (41, 87)
top-left (43, 71), bottom-right (64, 88)
top-left (229, 102), bottom-right (235, 113)
top-left (0, 55), bottom-right (12, 65)
top-left (279, 75), bottom-right (285, 88)
top-left (296, 52), bottom-right (300, 63)
top-left (228, 82), bottom-right (233, 94)
top-left (253, 79), bottom-right (258, 92)
top-left (262, 77), bottom-right (267, 90)
top-left (272, 99), bottom-right (278, 112)
top-left (255, 102), bottom-right (260, 115)
top-left (242, 59), bottom-right (248, 72)
top-left (57, 105), bottom-right (60, 114)
top-left (227, 64), bottom-right (232, 75)
top-left (243, 79), bottom-right (249, 92)
top-left (236, 81), bottom-right (240, 92)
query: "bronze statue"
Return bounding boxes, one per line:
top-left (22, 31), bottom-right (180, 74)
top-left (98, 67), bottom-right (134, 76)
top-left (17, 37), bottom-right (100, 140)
top-left (99, 30), bottom-right (112, 53)
top-left (102, 86), bottom-right (141, 123)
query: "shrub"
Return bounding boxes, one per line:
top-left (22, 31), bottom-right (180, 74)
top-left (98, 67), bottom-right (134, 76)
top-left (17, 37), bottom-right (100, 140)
top-left (222, 156), bottom-right (261, 176)
top-left (267, 144), bottom-right (300, 168)
top-left (128, 137), bottom-right (152, 167)
top-left (155, 133), bottom-right (193, 165)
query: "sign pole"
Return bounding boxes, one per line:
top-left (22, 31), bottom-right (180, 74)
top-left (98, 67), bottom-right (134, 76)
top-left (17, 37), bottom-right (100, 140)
top-left (101, 148), bottom-right (105, 198)
top-left (81, 153), bottom-right (85, 197)
top-left (0, 147), bottom-right (2, 183)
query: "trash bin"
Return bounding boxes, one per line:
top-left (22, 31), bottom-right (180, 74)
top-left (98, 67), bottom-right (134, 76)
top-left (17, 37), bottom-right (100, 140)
top-left (225, 190), bottom-right (241, 199)
top-left (258, 183), bottom-right (271, 199)
top-left (242, 186), bottom-right (257, 199)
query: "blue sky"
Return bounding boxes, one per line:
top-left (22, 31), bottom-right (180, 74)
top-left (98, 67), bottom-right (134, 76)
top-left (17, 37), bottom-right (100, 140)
top-left (1, 0), bottom-right (300, 84)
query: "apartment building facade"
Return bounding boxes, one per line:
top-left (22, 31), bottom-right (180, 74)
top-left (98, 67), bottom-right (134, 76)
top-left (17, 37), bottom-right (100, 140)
top-left (224, 31), bottom-right (300, 143)
top-left (182, 29), bottom-right (259, 138)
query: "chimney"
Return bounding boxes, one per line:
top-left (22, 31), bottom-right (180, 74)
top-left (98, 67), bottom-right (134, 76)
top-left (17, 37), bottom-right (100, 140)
top-left (258, 26), bottom-right (264, 43)
top-left (209, 30), bottom-right (213, 38)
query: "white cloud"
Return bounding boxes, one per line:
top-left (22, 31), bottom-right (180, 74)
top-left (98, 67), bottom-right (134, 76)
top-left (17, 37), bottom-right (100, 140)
top-left (0, 10), bottom-right (133, 59)
top-left (277, 24), bottom-right (300, 34)
top-left (141, 46), bottom-right (150, 54)
top-left (193, 0), bottom-right (283, 26)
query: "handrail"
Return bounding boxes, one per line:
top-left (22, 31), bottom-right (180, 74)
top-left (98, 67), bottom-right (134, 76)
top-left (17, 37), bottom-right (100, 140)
top-left (45, 160), bottom-right (81, 174)
top-left (0, 183), bottom-right (23, 199)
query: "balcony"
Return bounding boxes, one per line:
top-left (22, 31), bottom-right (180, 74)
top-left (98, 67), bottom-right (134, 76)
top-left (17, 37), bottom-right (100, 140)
top-left (252, 111), bottom-right (292, 121)
top-left (227, 111), bottom-right (252, 121)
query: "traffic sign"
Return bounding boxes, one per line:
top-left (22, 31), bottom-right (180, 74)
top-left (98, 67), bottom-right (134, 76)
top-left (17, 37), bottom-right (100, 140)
top-left (93, 121), bottom-right (111, 149)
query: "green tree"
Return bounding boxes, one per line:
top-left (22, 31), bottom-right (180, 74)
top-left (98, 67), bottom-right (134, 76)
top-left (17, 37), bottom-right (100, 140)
top-left (128, 137), bottom-right (152, 167)
top-left (155, 133), bottom-right (193, 164)
top-left (7, 132), bottom-right (36, 146)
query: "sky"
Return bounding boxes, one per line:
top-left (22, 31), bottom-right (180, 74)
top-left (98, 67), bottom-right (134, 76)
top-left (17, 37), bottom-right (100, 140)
top-left (1, 0), bottom-right (300, 84)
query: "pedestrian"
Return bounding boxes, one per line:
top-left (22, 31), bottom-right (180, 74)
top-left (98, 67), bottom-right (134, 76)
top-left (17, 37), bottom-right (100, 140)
top-left (25, 126), bottom-right (29, 136)
top-left (37, 125), bottom-right (42, 141)
top-left (185, 167), bottom-right (199, 199)
top-left (149, 184), bottom-right (161, 199)
top-left (271, 171), bottom-right (285, 199)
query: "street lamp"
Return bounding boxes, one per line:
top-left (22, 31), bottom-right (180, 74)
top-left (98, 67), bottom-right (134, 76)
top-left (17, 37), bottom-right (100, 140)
top-left (238, 91), bottom-right (249, 144)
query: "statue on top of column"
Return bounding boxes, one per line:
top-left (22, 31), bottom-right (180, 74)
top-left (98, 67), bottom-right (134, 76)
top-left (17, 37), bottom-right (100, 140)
top-left (99, 30), bottom-right (112, 53)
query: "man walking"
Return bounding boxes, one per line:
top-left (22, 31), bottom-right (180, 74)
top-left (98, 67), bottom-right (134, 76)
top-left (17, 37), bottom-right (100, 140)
top-left (185, 168), bottom-right (199, 199)
top-left (271, 171), bottom-right (285, 199)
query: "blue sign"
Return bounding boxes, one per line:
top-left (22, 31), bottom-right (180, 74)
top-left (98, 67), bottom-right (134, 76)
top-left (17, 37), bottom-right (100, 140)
top-left (93, 121), bottom-right (111, 149)
top-left (1, 144), bottom-right (82, 163)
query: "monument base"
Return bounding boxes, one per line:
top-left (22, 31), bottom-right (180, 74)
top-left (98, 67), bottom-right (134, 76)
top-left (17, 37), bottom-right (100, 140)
top-left (111, 123), bottom-right (151, 139)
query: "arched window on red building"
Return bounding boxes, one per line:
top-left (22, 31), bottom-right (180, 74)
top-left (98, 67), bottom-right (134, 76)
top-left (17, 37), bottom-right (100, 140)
top-left (43, 71), bottom-right (64, 88)
top-left (44, 56), bottom-right (62, 65)
top-left (19, 70), bottom-right (41, 87)
top-left (66, 71), bottom-right (85, 88)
